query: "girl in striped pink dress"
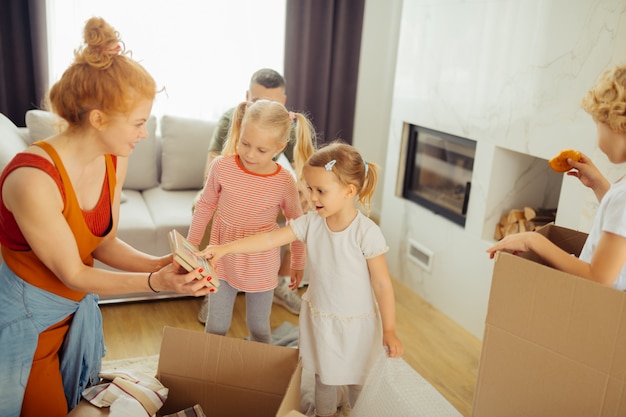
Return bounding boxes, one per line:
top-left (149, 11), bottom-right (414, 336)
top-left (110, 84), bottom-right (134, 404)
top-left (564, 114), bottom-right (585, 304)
top-left (187, 99), bottom-right (316, 343)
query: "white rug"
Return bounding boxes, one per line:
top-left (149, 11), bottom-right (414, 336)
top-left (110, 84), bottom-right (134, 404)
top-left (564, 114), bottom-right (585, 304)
top-left (101, 354), bottom-right (159, 376)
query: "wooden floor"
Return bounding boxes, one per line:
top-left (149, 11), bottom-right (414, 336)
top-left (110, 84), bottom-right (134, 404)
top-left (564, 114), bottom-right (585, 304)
top-left (100, 279), bottom-right (482, 416)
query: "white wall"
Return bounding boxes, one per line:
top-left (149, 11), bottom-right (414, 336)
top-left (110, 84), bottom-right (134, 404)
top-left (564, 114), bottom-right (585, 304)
top-left (368, 0), bottom-right (626, 339)
top-left (352, 0), bottom-right (404, 221)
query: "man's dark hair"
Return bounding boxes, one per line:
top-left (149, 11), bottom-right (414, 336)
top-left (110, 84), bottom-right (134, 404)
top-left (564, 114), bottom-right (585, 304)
top-left (250, 68), bottom-right (286, 90)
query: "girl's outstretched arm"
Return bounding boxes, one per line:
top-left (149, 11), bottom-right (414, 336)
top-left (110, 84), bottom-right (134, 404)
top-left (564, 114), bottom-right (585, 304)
top-left (199, 225), bottom-right (298, 266)
top-left (486, 230), bottom-right (626, 286)
top-left (367, 254), bottom-right (404, 358)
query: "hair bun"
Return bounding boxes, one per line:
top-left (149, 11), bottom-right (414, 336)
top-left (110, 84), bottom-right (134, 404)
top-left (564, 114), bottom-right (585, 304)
top-left (78, 17), bottom-right (123, 69)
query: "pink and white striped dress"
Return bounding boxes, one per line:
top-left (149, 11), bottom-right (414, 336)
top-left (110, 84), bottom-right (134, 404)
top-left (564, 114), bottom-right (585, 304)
top-left (187, 154), bottom-right (305, 292)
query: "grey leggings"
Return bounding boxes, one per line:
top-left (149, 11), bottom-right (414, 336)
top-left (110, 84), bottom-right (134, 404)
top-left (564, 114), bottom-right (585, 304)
top-left (204, 279), bottom-right (273, 343)
top-left (314, 374), bottom-right (362, 417)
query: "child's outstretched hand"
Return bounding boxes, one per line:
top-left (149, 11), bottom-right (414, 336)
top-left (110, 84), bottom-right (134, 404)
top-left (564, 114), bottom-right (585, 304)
top-left (383, 331), bottom-right (404, 358)
top-left (198, 245), bottom-right (227, 269)
top-left (486, 231), bottom-right (536, 259)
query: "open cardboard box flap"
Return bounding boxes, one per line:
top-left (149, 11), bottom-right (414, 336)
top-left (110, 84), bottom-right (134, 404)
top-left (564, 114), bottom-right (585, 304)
top-left (472, 224), bottom-right (626, 416)
top-left (158, 326), bottom-right (304, 417)
top-left (68, 326), bottom-right (306, 416)
top-left (518, 222), bottom-right (588, 263)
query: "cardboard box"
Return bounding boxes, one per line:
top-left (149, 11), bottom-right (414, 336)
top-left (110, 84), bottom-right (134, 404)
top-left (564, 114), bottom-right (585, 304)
top-left (473, 224), bottom-right (626, 416)
top-left (68, 327), bottom-right (306, 417)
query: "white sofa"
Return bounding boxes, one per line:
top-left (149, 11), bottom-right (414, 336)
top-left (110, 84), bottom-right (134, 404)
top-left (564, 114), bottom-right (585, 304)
top-left (0, 110), bottom-right (216, 302)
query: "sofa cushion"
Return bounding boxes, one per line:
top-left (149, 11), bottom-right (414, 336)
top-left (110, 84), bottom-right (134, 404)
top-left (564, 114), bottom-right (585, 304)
top-left (124, 115), bottom-right (159, 191)
top-left (115, 189), bottom-right (158, 255)
top-left (25, 109), bottom-right (66, 144)
top-left (160, 115), bottom-right (216, 190)
top-left (142, 187), bottom-right (197, 255)
top-left (0, 113), bottom-right (29, 171)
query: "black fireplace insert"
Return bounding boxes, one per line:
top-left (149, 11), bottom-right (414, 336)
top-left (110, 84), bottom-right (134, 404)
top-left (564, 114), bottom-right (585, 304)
top-left (402, 124), bottom-right (476, 227)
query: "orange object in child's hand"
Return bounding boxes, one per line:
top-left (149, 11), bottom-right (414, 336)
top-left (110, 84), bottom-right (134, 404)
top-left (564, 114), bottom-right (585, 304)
top-left (548, 149), bottom-right (581, 172)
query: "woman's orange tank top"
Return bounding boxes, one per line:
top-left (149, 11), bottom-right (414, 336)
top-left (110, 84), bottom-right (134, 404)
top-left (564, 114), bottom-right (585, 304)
top-left (1, 141), bottom-right (116, 301)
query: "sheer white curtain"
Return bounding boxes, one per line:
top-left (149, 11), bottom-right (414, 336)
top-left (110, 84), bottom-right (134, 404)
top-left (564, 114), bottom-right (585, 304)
top-left (45, 0), bottom-right (286, 121)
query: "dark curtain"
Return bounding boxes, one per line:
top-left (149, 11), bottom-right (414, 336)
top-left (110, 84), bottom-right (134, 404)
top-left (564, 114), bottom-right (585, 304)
top-left (0, 0), bottom-right (48, 126)
top-left (284, 0), bottom-right (365, 145)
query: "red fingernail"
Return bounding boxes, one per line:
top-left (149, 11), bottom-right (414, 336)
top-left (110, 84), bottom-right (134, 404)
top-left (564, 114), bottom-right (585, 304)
top-left (210, 288), bottom-right (215, 292)
top-left (198, 268), bottom-right (204, 273)
top-left (207, 276), bottom-right (212, 281)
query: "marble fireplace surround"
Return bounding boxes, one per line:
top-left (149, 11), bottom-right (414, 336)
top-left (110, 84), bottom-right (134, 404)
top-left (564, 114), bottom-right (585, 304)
top-left (378, 0), bottom-right (626, 339)
top-left (397, 123), bottom-right (563, 239)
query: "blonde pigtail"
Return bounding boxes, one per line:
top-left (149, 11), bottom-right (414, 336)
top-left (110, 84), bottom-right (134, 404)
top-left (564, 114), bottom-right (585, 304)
top-left (223, 102), bottom-right (248, 156)
top-left (358, 161), bottom-right (379, 216)
top-left (291, 112), bottom-right (317, 184)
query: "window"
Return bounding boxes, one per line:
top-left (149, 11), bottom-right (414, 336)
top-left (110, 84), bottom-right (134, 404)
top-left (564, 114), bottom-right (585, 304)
top-left (45, 0), bottom-right (286, 121)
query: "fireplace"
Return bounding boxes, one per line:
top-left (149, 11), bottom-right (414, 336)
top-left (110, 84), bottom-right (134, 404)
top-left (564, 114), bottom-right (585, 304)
top-left (401, 124), bottom-right (476, 227)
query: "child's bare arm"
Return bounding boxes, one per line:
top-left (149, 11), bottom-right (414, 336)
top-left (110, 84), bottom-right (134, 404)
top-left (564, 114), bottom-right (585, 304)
top-left (367, 254), bottom-right (404, 358)
top-left (487, 230), bottom-right (626, 286)
top-left (199, 225), bottom-right (298, 264)
top-left (589, 232), bottom-right (626, 285)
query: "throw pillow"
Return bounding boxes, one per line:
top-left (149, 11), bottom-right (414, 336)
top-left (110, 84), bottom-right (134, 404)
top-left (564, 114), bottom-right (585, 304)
top-left (25, 109), bottom-right (66, 144)
top-left (0, 113), bottom-right (28, 171)
top-left (124, 115), bottom-right (159, 190)
top-left (160, 115), bottom-right (216, 190)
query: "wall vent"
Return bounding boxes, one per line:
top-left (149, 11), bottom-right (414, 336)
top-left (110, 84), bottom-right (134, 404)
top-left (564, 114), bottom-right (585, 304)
top-left (407, 239), bottom-right (433, 271)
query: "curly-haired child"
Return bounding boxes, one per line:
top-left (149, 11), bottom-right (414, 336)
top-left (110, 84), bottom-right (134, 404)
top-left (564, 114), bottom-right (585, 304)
top-left (487, 65), bottom-right (626, 289)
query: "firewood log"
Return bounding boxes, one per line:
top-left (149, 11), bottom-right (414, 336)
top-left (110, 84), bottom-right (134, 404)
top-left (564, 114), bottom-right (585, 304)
top-left (524, 207), bottom-right (557, 222)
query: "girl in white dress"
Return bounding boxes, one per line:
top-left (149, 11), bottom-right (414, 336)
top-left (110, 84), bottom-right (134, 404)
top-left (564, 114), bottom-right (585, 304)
top-left (487, 65), bottom-right (626, 289)
top-left (200, 142), bottom-right (404, 417)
